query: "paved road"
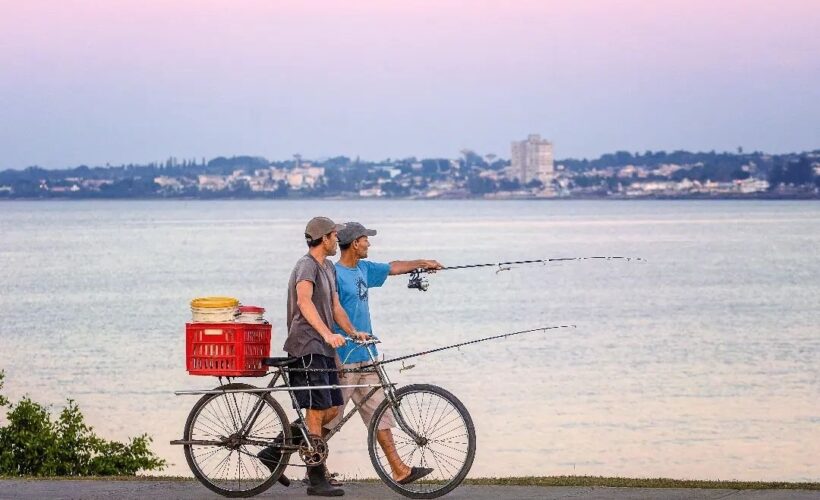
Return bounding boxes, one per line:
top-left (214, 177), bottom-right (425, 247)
top-left (1, 480), bottom-right (818, 500)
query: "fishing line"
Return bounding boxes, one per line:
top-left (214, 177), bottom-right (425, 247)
top-left (373, 324), bottom-right (576, 366)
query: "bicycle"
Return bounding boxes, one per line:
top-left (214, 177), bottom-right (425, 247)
top-left (171, 338), bottom-right (476, 499)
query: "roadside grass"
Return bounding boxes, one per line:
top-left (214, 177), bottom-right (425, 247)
top-left (0, 475), bottom-right (192, 482)
top-left (462, 476), bottom-right (820, 490)
top-left (1, 475), bottom-right (818, 490)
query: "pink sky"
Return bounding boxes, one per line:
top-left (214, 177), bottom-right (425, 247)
top-left (1, 0), bottom-right (819, 167)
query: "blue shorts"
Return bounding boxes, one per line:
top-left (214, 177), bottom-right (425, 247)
top-left (288, 354), bottom-right (343, 410)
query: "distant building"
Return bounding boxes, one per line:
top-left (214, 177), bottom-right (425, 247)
top-left (198, 175), bottom-right (228, 191)
top-left (154, 176), bottom-right (184, 190)
top-left (510, 134), bottom-right (554, 185)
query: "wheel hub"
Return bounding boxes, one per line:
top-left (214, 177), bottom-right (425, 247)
top-left (224, 434), bottom-right (242, 450)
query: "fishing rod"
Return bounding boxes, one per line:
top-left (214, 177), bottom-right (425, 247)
top-left (407, 256), bottom-right (645, 291)
top-left (369, 324), bottom-right (576, 368)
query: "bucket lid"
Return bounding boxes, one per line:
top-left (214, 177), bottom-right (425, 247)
top-left (238, 305), bottom-right (265, 313)
top-left (191, 296), bottom-right (239, 308)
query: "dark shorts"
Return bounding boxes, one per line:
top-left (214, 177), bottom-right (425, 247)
top-left (288, 354), bottom-right (343, 410)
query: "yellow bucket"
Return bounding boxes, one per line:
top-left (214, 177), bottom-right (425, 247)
top-left (190, 296), bottom-right (240, 309)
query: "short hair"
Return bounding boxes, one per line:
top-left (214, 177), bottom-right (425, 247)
top-left (306, 233), bottom-right (324, 247)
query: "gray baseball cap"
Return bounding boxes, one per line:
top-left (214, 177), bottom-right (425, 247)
top-left (338, 221), bottom-right (377, 245)
top-left (305, 216), bottom-right (345, 240)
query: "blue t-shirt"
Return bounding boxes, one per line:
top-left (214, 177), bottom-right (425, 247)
top-left (333, 260), bottom-right (390, 364)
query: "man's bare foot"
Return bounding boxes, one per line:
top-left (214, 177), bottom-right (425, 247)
top-left (392, 465), bottom-right (412, 482)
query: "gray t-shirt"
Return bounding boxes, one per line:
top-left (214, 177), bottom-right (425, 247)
top-left (284, 254), bottom-right (338, 358)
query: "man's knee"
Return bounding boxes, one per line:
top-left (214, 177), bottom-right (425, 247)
top-left (324, 406), bottom-right (340, 423)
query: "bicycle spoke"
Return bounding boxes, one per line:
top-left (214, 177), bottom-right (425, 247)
top-left (427, 413), bottom-right (465, 441)
top-left (423, 391), bottom-right (443, 436)
top-left (428, 439), bottom-right (469, 456)
top-left (427, 405), bottom-right (457, 438)
top-left (192, 446), bottom-right (226, 466)
top-left (425, 445), bottom-right (466, 469)
top-left (185, 385), bottom-right (289, 496)
top-left (429, 446), bottom-right (454, 480)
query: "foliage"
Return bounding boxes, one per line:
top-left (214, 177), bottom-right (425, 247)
top-left (0, 371), bottom-right (7, 408)
top-left (467, 174), bottom-right (495, 195)
top-left (0, 371), bottom-right (166, 476)
top-left (768, 157), bottom-right (815, 187)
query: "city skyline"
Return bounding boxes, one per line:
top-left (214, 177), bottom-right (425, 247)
top-left (2, 0), bottom-right (819, 169)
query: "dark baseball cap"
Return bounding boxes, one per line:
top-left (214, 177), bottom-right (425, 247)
top-left (305, 216), bottom-right (345, 240)
top-left (338, 221), bottom-right (377, 245)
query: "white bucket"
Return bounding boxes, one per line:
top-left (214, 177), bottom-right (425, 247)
top-left (236, 305), bottom-right (266, 324)
top-left (235, 314), bottom-right (266, 324)
top-left (191, 306), bottom-right (238, 323)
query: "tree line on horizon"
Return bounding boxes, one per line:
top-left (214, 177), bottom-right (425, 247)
top-left (1, 149), bottom-right (818, 199)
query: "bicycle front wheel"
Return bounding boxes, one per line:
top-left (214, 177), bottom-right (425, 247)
top-left (367, 384), bottom-right (476, 499)
top-left (183, 383), bottom-right (291, 498)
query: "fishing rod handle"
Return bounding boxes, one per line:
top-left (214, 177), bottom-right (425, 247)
top-left (350, 338), bottom-right (381, 346)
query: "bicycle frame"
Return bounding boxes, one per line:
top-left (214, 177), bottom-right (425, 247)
top-left (172, 339), bottom-right (424, 453)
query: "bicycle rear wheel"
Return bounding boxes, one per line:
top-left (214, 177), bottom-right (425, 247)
top-left (367, 384), bottom-right (476, 499)
top-left (183, 383), bottom-right (291, 498)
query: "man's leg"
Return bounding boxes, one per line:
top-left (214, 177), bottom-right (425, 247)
top-left (324, 372), bottom-right (356, 437)
top-left (376, 428), bottom-right (412, 481)
top-left (353, 372), bottom-right (422, 482)
top-left (305, 407), bottom-right (329, 437)
top-left (375, 427), bottom-right (434, 484)
top-left (293, 354), bottom-right (344, 497)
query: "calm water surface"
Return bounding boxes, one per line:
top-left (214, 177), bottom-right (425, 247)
top-left (0, 200), bottom-right (818, 481)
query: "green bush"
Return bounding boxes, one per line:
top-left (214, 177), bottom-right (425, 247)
top-left (0, 370), bottom-right (166, 476)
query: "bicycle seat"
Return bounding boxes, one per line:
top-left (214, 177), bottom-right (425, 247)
top-left (262, 357), bottom-right (300, 367)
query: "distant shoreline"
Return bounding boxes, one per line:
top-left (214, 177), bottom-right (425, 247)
top-left (1, 194), bottom-right (819, 202)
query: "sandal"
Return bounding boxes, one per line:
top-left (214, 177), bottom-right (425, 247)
top-left (397, 466), bottom-right (434, 485)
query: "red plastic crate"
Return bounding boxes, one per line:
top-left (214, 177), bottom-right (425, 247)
top-left (186, 323), bottom-right (272, 377)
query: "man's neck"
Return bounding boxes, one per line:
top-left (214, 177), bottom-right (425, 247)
top-left (338, 251), bottom-right (360, 268)
top-left (309, 246), bottom-right (328, 262)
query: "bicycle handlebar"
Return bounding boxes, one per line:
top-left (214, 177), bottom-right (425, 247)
top-left (349, 338), bottom-right (381, 346)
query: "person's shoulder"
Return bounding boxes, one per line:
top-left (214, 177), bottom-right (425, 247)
top-left (292, 254), bottom-right (318, 276)
top-left (360, 260), bottom-right (390, 274)
top-left (295, 253), bottom-right (313, 264)
top-left (359, 259), bottom-right (388, 269)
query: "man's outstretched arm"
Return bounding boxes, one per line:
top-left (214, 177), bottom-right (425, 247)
top-left (388, 260), bottom-right (442, 276)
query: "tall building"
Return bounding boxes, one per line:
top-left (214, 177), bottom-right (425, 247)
top-left (510, 134), bottom-right (554, 186)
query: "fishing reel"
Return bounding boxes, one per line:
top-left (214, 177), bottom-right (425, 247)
top-left (407, 269), bottom-right (429, 292)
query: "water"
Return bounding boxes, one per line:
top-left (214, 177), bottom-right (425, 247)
top-left (0, 200), bottom-right (818, 481)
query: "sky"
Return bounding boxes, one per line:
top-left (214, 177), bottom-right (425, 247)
top-left (1, 0), bottom-right (819, 169)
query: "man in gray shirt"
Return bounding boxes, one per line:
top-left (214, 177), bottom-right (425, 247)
top-left (282, 216), bottom-right (367, 497)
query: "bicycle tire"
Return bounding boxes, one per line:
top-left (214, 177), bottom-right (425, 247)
top-left (183, 383), bottom-right (291, 498)
top-left (367, 384), bottom-right (476, 499)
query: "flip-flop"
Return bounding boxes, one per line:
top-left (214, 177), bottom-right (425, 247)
top-left (397, 466), bottom-right (434, 485)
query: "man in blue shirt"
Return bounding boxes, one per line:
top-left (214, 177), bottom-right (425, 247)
top-left (325, 222), bottom-right (442, 485)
